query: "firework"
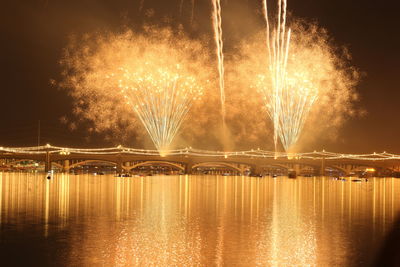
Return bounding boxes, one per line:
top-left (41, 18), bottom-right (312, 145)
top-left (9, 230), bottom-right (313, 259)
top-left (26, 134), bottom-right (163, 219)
top-left (262, 0), bottom-right (300, 151)
top-left (60, 29), bottom-right (207, 154)
top-left (231, 3), bottom-right (359, 151)
top-left (260, 0), bottom-right (351, 151)
top-left (211, 0), bottom-right (226, 125)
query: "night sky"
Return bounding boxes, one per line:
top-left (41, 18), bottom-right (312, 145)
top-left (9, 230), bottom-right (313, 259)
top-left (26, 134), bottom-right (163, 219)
top-left (1, 0), bottom-right (399, 152)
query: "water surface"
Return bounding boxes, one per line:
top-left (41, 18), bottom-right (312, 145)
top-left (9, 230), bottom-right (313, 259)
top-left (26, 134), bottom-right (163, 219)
top-left (1, 173), bottom-right (399, 266)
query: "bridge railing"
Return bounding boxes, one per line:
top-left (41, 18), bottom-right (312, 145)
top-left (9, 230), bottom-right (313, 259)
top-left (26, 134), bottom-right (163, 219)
top-left (0, 145), bottom-right (399, 161)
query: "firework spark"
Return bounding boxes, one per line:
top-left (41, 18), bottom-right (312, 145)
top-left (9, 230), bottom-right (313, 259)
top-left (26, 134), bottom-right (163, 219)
top-left (115, 66), bottom-right (202, 155)
top-left (211, 0), bottom-right (226, 125)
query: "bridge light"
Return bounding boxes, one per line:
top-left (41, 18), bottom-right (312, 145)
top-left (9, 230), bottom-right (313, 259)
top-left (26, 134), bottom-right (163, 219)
top-left (46, 143), bottom-right (50, 147)
top-left (224, 154), bottom-right (228, 159)
top-left (366, 168), bottom-right (375, 172)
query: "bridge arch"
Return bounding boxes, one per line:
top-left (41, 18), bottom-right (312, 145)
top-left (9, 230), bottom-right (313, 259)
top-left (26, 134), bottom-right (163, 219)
top-left (69, 160), bottom-right (117, 169)
top-left (351, 165), bottom-right (378, 173)
top-left (325, 164), bottom-right (378, 175)
top-left (325, 165), bottom-right (348, 175)
top-left (51, 162), bottom-right (63, 169)
top-left (1, 159), bottom-right (41, 167)
top-left (260, 163), bottom-right (319, 175)
top-left (192, 162), bottom-right (243, 174)
top-left (260, 163), bottom-right (292, 170)
top-left (299, 165), bottom-right (318, 174)
top-left (125, 161), bottom-right (185, 171)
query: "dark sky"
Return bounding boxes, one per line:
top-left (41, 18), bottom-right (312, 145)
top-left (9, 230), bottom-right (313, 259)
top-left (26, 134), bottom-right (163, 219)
top-left (1, 0), bottom-right (399, 152)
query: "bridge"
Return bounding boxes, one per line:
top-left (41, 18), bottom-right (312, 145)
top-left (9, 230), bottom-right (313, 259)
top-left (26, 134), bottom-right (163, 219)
top-left (1, 145), bottom-right (400, 176)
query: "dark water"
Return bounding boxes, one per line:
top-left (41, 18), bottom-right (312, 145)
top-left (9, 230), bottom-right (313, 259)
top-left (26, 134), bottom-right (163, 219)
top-left (0, 173), bottom-right (399, 266)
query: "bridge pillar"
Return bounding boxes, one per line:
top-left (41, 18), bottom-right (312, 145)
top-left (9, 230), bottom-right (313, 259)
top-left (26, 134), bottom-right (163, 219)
top-left (320, 157), bottom-right (326, 176)
top-left (117, 162), bottom-right (123, 174)
top-left (44, 151), bottom-right (51, 172)
top-left (63, 160), bottom-right (70, 172)
top-left (185, 162), bottom-right (193, 174)
top-left (345, 164), bottom-right (352, 175)
top-left (239, 165), bottom-right (247, 176)
top-left (294, 164), bottom-right (301, 176)
top-left (252, 165), bottom-right (262, 176)
top-left (122, 161), bottom-right (130, 172)
top-left (116, 154), bottom-right (123, 174)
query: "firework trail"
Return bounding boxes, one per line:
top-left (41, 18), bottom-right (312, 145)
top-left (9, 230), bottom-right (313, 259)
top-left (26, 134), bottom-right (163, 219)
top-left (139, 0), bottom-right (145, 12)
top-left (191, 0), bottom-right (195, 25)
top-left (115, 67), bottom-right (202, 155)
top-left (211, 0), bottom-right (226, 126)
top-left (260, 0), bottom-right (319, 151)
top-left (180, 0), bottom-right (184, 15)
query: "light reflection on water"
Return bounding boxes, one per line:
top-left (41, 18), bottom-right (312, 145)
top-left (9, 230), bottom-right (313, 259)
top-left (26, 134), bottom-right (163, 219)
top-left (0, 173), bottom-right (399, 266)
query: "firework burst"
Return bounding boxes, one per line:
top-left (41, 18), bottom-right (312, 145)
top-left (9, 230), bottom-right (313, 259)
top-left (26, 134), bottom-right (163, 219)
top-left (258, 0), bottom-right (357, 151)
top-left (230, 4), bottom-right (359, 151)
top-left (59, 28), bottom-right (208, 154)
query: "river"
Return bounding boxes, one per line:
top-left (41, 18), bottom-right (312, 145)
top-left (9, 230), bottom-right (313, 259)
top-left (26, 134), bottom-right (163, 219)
top-left (0, 173), bottom-right (399, 266)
